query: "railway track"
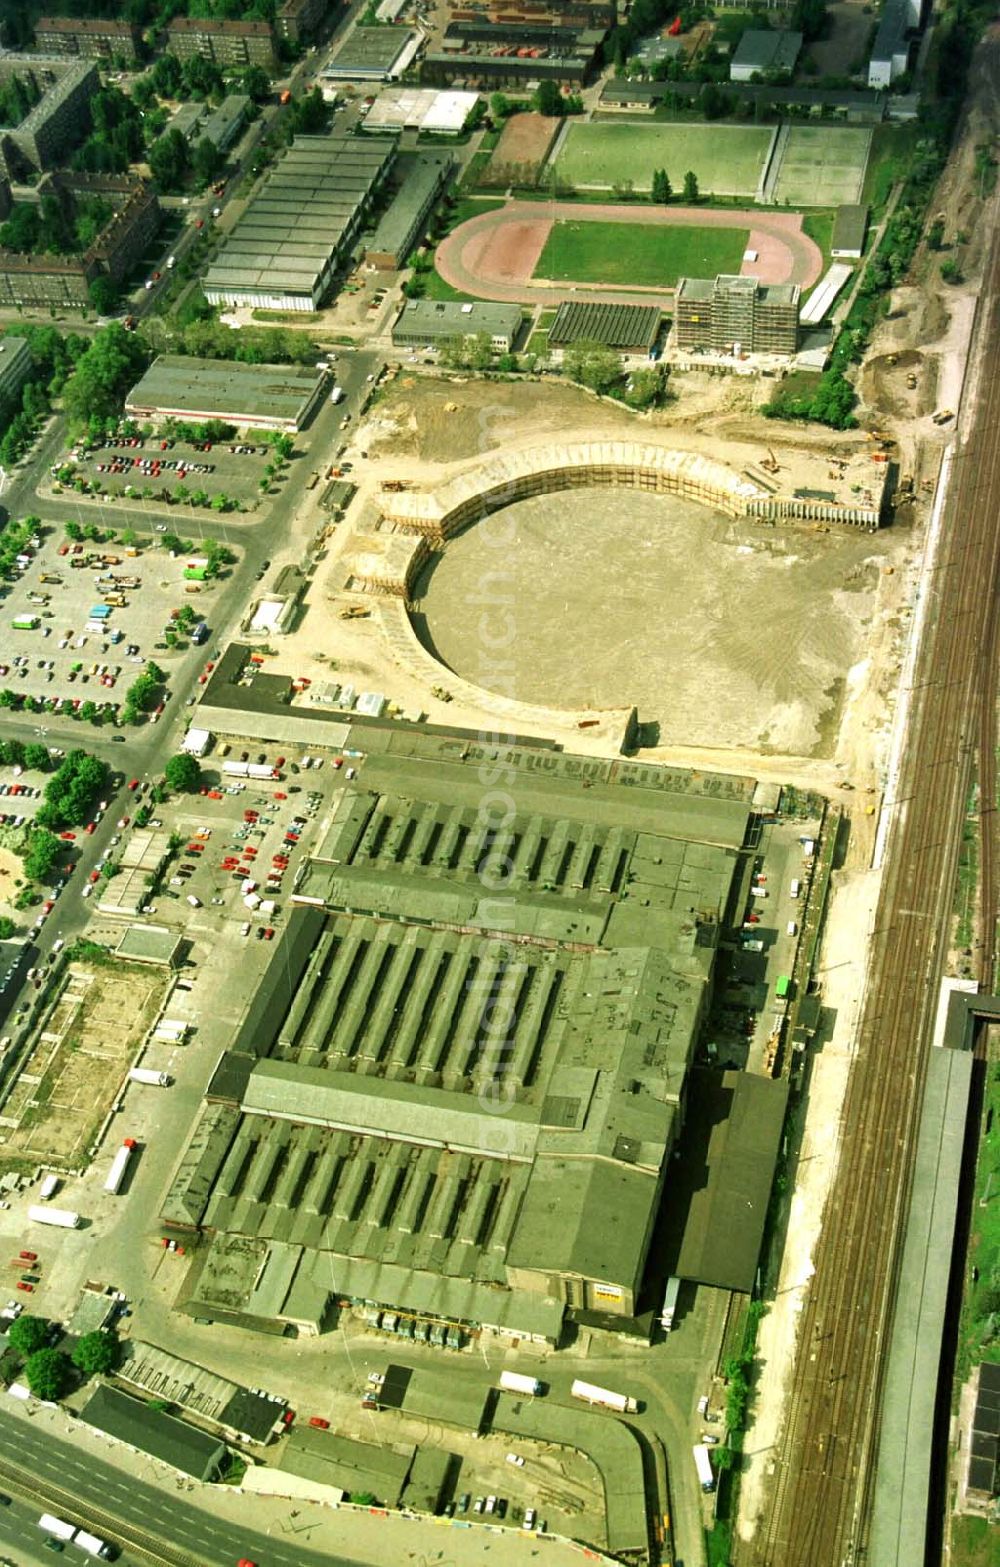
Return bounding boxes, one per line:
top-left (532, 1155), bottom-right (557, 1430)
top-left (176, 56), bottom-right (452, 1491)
top-left (744, 210), bottom-right (1000, 1562)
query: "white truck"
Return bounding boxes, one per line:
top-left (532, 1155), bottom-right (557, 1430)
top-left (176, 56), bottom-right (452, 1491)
top-left (129, 1067), bottom-right (171, 1087)
top-left (104, 1138), bottom-right (136, 1195)
top-left (499, 1370), bottom-right (544, 1397)
top-left (693, 1443), bottom-right (716, 1493)
top-left (38, 1173), bottom-right (60, 1200)
top-left (660, 1275), bottom-right (681, 1332)
top-left (27, 1204), bottom-right (80, 1228)
top-left (570, 1379), bottom-right (639, 1414)
top-left (73, 1527), bottom-right (113, 1558)
top-left (330, 385), bottom-right (345, 404)
top-left (38, 1514), bottom-right (77, 1542)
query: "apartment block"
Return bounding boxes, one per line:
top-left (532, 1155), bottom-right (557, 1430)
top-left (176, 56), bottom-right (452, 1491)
top-left (0, 59), bottom-right (99, 179)
top-left (34, 17), bottom-right (142, 62)
top-left (167, 17), bottom-right (277, 69)
top-left (674, 274), bottom-right (799, 356)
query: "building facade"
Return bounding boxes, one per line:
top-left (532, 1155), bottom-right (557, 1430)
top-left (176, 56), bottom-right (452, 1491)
top-left (0, 335), bottom-right (34, 410)
top-left (0, 174), bottom-right (160, 306)
top-left (276, 0), bottom-right (331, 43)
top-left (0, 60), bottom-right (99, 180)
top-left (34, 17), bottom-right (142, 62)
top-left (674, 274), bottom-right (799, 356)
top-left (365, 151), bottom-right (454, 269)
top-left (167, 17), bottom-right (277, 69)
top-left (391, 298), bottom-right (523, 351)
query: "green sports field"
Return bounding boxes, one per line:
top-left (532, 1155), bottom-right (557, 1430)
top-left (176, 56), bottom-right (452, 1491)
top-left (772, 126), bottom-right (872, 207)
top-left (534, 220), bottom-right (749, 288)
top-left (551, 121), bottom-right (773, 197)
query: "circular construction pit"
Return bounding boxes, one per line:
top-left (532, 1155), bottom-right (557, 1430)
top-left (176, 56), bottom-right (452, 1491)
top-left (410, 487), bottom-right (886, 756)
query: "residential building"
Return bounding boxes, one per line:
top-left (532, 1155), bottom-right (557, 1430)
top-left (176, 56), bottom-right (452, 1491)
top-left (365, 151), bottom-right (454, 269)
top-left (204, 134), bottom-right (396, 312)
top-left (729, 28), bottom-right (802, 82)
top-left (277, 0), bottom-right (332, 44)
top-left (34, 16), bottom-right (142, 61)
top-left (0, 173), bottom-right (160, 307)
top-left (167, 17), bottom-right (277, 70)
top-left (0, 335), bottom-right (33, 410)
top-left (0, 59), bottom-right (99, 180)
top-left (674, 274), bottom-right (799, 356)
top-left (391, 298), bottom-right (523, 352)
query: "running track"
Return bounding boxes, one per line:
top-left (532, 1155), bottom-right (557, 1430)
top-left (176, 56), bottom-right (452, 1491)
top-left (435, 199), bottom-right (824, 307)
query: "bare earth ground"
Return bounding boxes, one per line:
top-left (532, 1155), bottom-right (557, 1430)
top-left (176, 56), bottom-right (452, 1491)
top-left (435, 200), bottom-right (823, 306)
top-left (0, 843), bottom-right (22, 924)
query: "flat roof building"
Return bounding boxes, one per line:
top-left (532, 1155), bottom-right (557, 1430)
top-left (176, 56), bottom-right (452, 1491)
top-left (361, 87), bottom-right (481, 135)
top-left (197, 94), bottom-right (251, 153)
top-left (868, 0), bottom-right (920, 86)
top-left (392, 298), bottom-right (522, 351)
top-left (730, 28), bottom-right (802, 81)
top-left (675, 273), bottom-right (799, 357)
top-left (831, 202), bottom-right (869, 258)
top-left (125, 355), bottom-right (326, 433)
top-left (204, 134), bottom-right (396, 312)
top-left (423, 28), bottom-right (603, 87)
top-left (548, 301), bottom-right (661, 356)
top-left (365, 151), bottom-right (453, 269)
top-left (323, 26), bottom-right (421, 81)
top-left (162, 741), bottom-right (750, 1340)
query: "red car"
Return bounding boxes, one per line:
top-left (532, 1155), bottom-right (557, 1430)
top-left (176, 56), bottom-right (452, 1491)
top-left (16, 1282), bottom-right (33, 1293)
top-left (274, 792), bottom-right (287, 801)
top-left (89, 870), bottom-right (100, 884)
top-left (59, 831), bottom-right (75, 841)
top-left (263, 928), bottom-right (275, 941)
top-left (18, 1251), bottom-right (37, 1262)
top-left (84, 821), bottom-right (96, 835)
top-left (42, 901), bottom-right (54, 914)
top-left (308, 1416), bottom-right (330, 1430)
top-left (128, 779), bottom-right (139, 791)
top-left (281, 1408), bottom-right (295, 1425)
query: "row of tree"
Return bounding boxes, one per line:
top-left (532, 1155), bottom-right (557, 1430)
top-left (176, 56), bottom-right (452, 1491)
top-left (37, 749), bottom-right (109, 833)
top-left (651, 169), bottom-right (699, 204)
top-left (0, 327), bottom-right (89, 470)
top-left (5, 1316), bottom-right (119, 1402)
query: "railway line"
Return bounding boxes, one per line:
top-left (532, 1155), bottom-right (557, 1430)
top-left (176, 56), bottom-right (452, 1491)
top-left (744, 206), bottom-right (1000, 1561)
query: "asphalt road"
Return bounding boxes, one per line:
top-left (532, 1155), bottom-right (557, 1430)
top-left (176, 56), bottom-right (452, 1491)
top-left (0, 1408), bottom-right (366, 1567)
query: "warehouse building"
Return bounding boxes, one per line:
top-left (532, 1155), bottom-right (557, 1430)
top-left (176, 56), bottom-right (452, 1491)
top-left (322, 26), bottom-right (421, 82)
top-left (444, 0), bottom-right (614, 28)
top-left (203, 134), bottom-right (396, 312)
top-left (729, 28), bottom-right (802, 82)
top-left (392, 298), bottom-right (523, 351)
top-left (361, 88), bottom-right (481, 136)
top-left (365, 151), bottom-right (454, 269)
top-left (161, 741), bottom-right (750, 1342)
top-left (168, 16), bottom-right (277, 69)
top-left (34, 16), bottom-right (142, 61)
top-left (124, 355), bottom-right (326, 433)
top-left (80, 1386), bottom-right (228, 1482)
top-left (0, 59), bottom-right (99, 180)
top-left (548, 301), bottom-right (661, 358)
top-left (674, 274), bottom-right (799, 357)
top-left (867, 0), bottom-right (919, 86)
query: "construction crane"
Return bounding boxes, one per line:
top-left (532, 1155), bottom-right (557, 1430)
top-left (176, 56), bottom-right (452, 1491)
top-left (760, 447), bottom-right (780, 474)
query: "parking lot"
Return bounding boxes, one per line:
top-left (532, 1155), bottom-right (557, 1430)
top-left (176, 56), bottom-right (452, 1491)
top-left (53, 432), bottom-right (281, 510)
top-left (0, 521), bottom-right (232, 719)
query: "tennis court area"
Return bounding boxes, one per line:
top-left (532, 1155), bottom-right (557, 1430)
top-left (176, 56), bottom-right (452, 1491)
top-left (771, 126), bottom-right (872, 207)
top-left (551, 121), bottom-right (773, 198)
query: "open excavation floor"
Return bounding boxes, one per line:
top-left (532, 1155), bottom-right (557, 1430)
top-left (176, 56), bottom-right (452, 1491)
top-left (411, 488), bottom-right (892, 755)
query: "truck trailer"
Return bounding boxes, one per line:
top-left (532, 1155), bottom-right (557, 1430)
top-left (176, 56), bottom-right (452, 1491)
top-left (38, 1173), bottom-right (60, 1200)
top-left (660, 1275), bottom-right (681, 1332)
top-left (499, 1370), bottom-right (544, 1396)
top-left (104, 1138), bottom-right (136, 1194)
top-left (38, 1514), bottom-right (76, 1541)
top-left (27, 1204), bottom-right (80, 1228)
top-left (570, 1379), bottom-right (638, 1414)
top-left (129, 1067), bottom-right (170, 1087)
top-left (693, 1443), bottom-right (716, 1492)
top-left (72, 1527), bottom-right (112, 1558)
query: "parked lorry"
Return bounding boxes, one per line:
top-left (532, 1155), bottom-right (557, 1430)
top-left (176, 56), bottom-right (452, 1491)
top-left (570, 1379), bottom-right (638, 1414)
top-left (222, 760), bottom-right (277, 779)
top-left (27, 1204), bottom-right (80, 1228)
top-left (660, 1274), bottom-right (681, 1332)
top-left (330, 385), bottom-right (345, 404)
top-left (104, 1138), bottom-right (136, 1195)
top-left (499, 1370), bottom-right (544, 1397)
top-left (693, 1443), bottom-right (716, 1493)
top-left (129, 1067), bottom-right (170, 1087)
top-left (12, 615), bottom-right (39, 630)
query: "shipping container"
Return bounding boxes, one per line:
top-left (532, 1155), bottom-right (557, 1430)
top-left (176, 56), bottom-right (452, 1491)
top-left (27, 1204), bottom-right (80, 1228)
top-left (38, 1514), bottom-right (76, 1541)
top-left (104, 1138), bottom-right (137, 1195)
top-left (775, 974), bottom-right (791, 999)
top-left (12, 615), bottom-right (39, 630)
top-left (129, 1067), bottom-right (170, 1087)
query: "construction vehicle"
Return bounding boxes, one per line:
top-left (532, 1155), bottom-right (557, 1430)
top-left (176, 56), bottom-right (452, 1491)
top-left (931, 408), bottom-right (955, 424)
top-left (382, 479), bottom-right (411, 492)
top-left (760, 447), bottom-right (780, 474)
top-left (340, 606), bottom-right (370, 620)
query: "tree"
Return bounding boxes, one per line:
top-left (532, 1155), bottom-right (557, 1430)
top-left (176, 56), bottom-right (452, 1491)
top-left (24, 1347), bottom-right (71, 1402)
top-left (0, 916), bottom-right (14, 939)
top-left (88, 275), bottom-right (119, 316)
top-left (150, 52), bottom-right (183, 98)
top-left (164, 753), bottom-right (201, 793)
top-left (683, 169), bottom-right (699, 202)
top-left (490, 91), bottom-right (513, 120)
top-left (71, 1330), bottom-right (120, 1377)
top-left (940, 258), bottom-right (962, 283)
top-left (148, 129), bottom-right (191, 195)
top-left (651, 168), bottom-right (672, 204)
top-left (8, 1314), bottom-right (50, 1356)
top-left (242, 65), bottom-right (272, 103)
top-left (23, 827), bottom-right (62, 882)
top-left (563, 340), bottom-right (622, 395)
top-left (62, 323), bottom-right (148, 434)
top-left (192, 136), bottom-right (223, 188)
top-left (22, 743), bottom-right (50, 772)
top-left (533, 80), bottom-right (564, 117)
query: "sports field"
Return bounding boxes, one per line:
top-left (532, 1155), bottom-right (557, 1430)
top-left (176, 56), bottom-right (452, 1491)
top-left (552, 121), bottom-right (773, 197)
top-left (534, 219), bottom-right (749, 288)
top-left (772, 126), bottom-right (872, 207)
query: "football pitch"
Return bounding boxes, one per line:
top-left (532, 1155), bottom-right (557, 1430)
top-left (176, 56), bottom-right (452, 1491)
top-left (552, 121), bottom-right (773, 197)
top-left (772, 126), bottom-right (872, 207)
top-left (534, 220), bottom-right (749, 288)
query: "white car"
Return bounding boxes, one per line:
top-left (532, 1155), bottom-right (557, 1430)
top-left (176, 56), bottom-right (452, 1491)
top-left (81, 883), bottom-right (93, 898)
top-left (505, 1453), bottom-right (525, 1468)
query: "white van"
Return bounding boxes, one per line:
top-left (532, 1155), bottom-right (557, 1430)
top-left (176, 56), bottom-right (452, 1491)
top-left (790, 878), bottom-right (801, 898)
top-left (186, 894), bottom-right (202, 908)
top-left (786, 920), bottom-right (798, 937)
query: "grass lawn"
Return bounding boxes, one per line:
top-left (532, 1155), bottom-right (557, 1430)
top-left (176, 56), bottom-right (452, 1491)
top-left (527, 307), bottom-right (558, 354)
top-left (863, 121), bottom-right (925, 213)
top-left (553, 120), bottom-right (772, 197)
top-left (801, 211), bottom-right (836, 272)
top-left (534, 219), bottom-right (748, 288)
top-left (954, 1053), bottom-right (1000, 1395)
top-left (445, 197), bottom-right (506, 233)
top-left (949, 1515), bottom-right (1000, 1567)
top-left (772, 126), bottom-right (872, 208)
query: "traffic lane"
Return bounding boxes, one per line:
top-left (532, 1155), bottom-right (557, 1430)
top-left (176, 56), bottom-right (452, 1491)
top-left (0, 1489), bottom-right (145, 1567)
top-left (303, 351), bottom-right (385, 456)
top-left (0, 1410), bottom-right (367, 1567)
